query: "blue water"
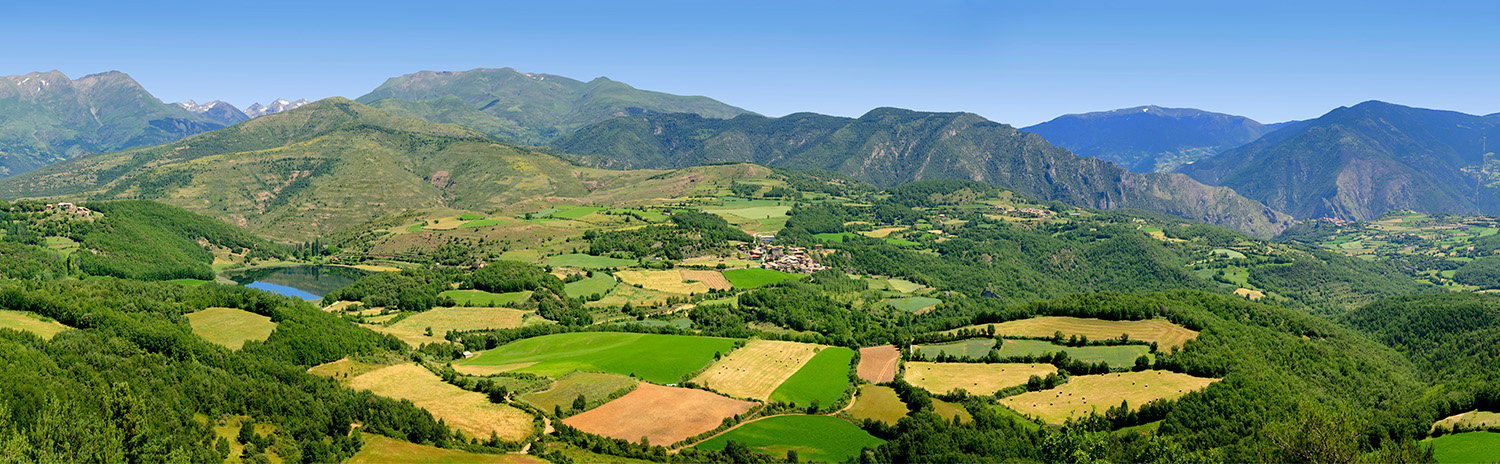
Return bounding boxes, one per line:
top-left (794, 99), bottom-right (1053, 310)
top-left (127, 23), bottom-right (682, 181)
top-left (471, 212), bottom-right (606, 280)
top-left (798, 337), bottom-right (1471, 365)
top-left (247, 281), bottom-right (322, 300)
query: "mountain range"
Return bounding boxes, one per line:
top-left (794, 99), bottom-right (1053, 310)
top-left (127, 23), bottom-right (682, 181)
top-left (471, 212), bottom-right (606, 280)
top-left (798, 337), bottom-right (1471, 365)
top-left (0, 98), bottom-right (766, 242)
top-left (354, 68), bottom-right (753, 145)
top-left (175, 98), bottom-right (311, 125)
top-left (1180, 100), bottom-right (1500, 220)
top-left (1022, 106), bottom-right (1274, 173)
top-left (0, 70), bottom-right (225, 177)
top-left (550, 109), bottom-right (1292, 237)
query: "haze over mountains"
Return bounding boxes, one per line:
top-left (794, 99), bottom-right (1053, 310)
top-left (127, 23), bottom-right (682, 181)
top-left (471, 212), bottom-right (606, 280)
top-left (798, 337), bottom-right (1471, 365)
top-left (1181, 101), bottom-right (1500, 220)
top-left (1022, 106), bottom-right (1274, 173)
top-left (550, 108), bottom-right (1292, 236)
top-left (354, 67), bottom-right (753, 145)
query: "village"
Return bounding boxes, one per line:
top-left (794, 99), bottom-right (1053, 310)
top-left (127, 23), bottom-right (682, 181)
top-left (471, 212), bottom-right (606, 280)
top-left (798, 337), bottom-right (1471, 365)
top-left (742, 241), bottom-right (827, 274)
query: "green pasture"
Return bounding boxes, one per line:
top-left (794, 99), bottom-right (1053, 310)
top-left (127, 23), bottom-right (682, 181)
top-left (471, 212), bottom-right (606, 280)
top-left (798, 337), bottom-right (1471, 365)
top-left (551, 206), bottom-right (605, 219)
top-left (915, 339), bottom-right (996, 359)
top-left (770, 347), bottom-right (855, 408)
top-left (723, 268), bottom-right (804, 289)
top-left (996, 339), bottom-right (1151, 367)
top-left (1426, 432), bottom-right (1500, 464)
top-left (440, 289), bottom-right (532, 307)
top-left (457, 332), bottom-right (739, 383)
top-left (886, 296), bottom-right (941, 313)
top-left (693, 415), bottom-right (884, 463)
top-left (565, 274), bottom-right (617, 298)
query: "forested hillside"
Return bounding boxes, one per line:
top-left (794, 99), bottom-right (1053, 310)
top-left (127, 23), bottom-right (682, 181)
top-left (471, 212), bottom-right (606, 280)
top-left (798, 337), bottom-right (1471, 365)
top-left (1023, 106), bottom-right (1273, 173)
top-left (1181, 101), bottom-right (1500, 220)
top-left (551, 109), bottom-right (1294, 237)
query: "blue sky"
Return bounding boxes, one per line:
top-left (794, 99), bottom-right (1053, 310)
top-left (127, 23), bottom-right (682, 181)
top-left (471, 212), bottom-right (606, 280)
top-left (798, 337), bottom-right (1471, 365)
top-left (6, 0), bottom-right (1497, 126)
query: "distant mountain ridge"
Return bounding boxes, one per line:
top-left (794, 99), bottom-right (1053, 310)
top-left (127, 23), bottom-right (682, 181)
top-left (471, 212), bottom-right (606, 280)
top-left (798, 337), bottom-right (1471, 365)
top-left (551, 108), bottom-right (1292, 237)
top-left (1180, 100), bottom-right (1500, 220)
top-left (176, 98), bottom-right (310, 125)
top-left (355, 68), bottom-right (752, 145)
top-left (0, 70), bottom-right (224, 176)
top-left (1023, 105), bottom-right (1274, 173)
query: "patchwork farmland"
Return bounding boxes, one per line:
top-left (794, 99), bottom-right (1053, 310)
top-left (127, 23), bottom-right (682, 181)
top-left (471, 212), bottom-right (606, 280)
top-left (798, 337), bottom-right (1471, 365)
top-left (948, 316), bottom-right (1199, 350)
top-left (691, 340), bottom-right (821, 400)
top-left (348, 364), bottom-right (534, 441)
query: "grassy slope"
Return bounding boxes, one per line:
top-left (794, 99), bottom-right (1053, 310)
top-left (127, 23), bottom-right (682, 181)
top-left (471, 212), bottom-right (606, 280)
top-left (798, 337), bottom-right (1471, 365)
top-left (458, 332), bottom-right (739, 384)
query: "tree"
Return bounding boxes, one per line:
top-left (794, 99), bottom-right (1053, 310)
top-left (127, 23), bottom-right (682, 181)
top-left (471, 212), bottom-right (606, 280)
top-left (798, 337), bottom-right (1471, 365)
top-left (787, 449), bottom-right (799, 463)
top-left (573, 394), bottom-right (587, 412)
top-left (237, 419), bottom-right (255, 445)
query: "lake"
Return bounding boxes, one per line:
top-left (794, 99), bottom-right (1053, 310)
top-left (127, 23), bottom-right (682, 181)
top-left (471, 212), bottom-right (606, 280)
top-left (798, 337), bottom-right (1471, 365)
top-left (222, 265), bottom-right (369, 300)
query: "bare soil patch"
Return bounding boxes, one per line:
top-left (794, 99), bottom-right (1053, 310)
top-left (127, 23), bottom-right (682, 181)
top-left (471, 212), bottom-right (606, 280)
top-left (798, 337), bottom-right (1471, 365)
top-left (857, 345), bottom-right (900, 383)
top-left (561, 383), bottom-right (753, 445)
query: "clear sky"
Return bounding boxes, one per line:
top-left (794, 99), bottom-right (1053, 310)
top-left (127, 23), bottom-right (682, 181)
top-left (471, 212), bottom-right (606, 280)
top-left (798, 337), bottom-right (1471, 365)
top-left (6, 0), bottom-right (1497, 126)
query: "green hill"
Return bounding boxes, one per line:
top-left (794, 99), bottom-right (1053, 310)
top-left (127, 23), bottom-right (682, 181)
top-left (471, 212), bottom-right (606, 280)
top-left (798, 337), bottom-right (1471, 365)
top-left (551, 108), bottom-right (1293, 237)
top-left (0, 98), bottom-right (777, 243)
top-left (0, 71), bottom-right (224, 177)
top-left (355, 68), bottom-right (752, 145)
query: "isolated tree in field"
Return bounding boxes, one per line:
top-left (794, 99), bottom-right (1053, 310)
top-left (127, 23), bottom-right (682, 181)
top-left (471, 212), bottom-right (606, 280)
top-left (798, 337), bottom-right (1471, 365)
top-left (573, 394), bottom-right (587, 411)
top-left (237, 419), bottom-right (255, 444)
top-left (555, 405), bottom-right (564, 417)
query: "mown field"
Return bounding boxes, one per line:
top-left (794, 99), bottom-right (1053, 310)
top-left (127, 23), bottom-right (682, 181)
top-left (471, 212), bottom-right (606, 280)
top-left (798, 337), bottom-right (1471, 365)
top-left (348, 364), bottom-right (534, 441)
top-left (914, 338), bottom-right (996, 359)
top-left (996, 339), bottom-right (1151, 367)
top-left (349, 435), bottom-right (543, 464)
top-left (769, 347), bottom-right (855, 409)
top-left (692, 340), bottom-right (821, 400)
top-left (848, 385), bottom-right (907, 425)
top-left (519, 372), bottom-right (637, 413)
top-left (904, 362), bottom-right (1057, 397)
top-left (0, 310), bottom-right (70, 340)
top-left (723, 268), bottom-right (804, 289)
top-left (307, 358), bottom-right (390, 383)
top-left (886, 296), bottom-right (942, 313)
top-left (999, 370), bottom-right (1219, 424)
top-left (186, 307), bottom-right (277, 350)
top-left (375, 307), bottom-right (538, 346)
top-left (949, 316), bottom-right (1199, 350)
top-left (1425, 432), bottom-right (1500, 464)
top-left (1433, 410), bottom-right (1500, 430)
top-left (693, 415), bottom-right (884, 463)
top-left (457, 332), bottom-right (740, 383)
top-left (615, 269), bottom-right (714, 294)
